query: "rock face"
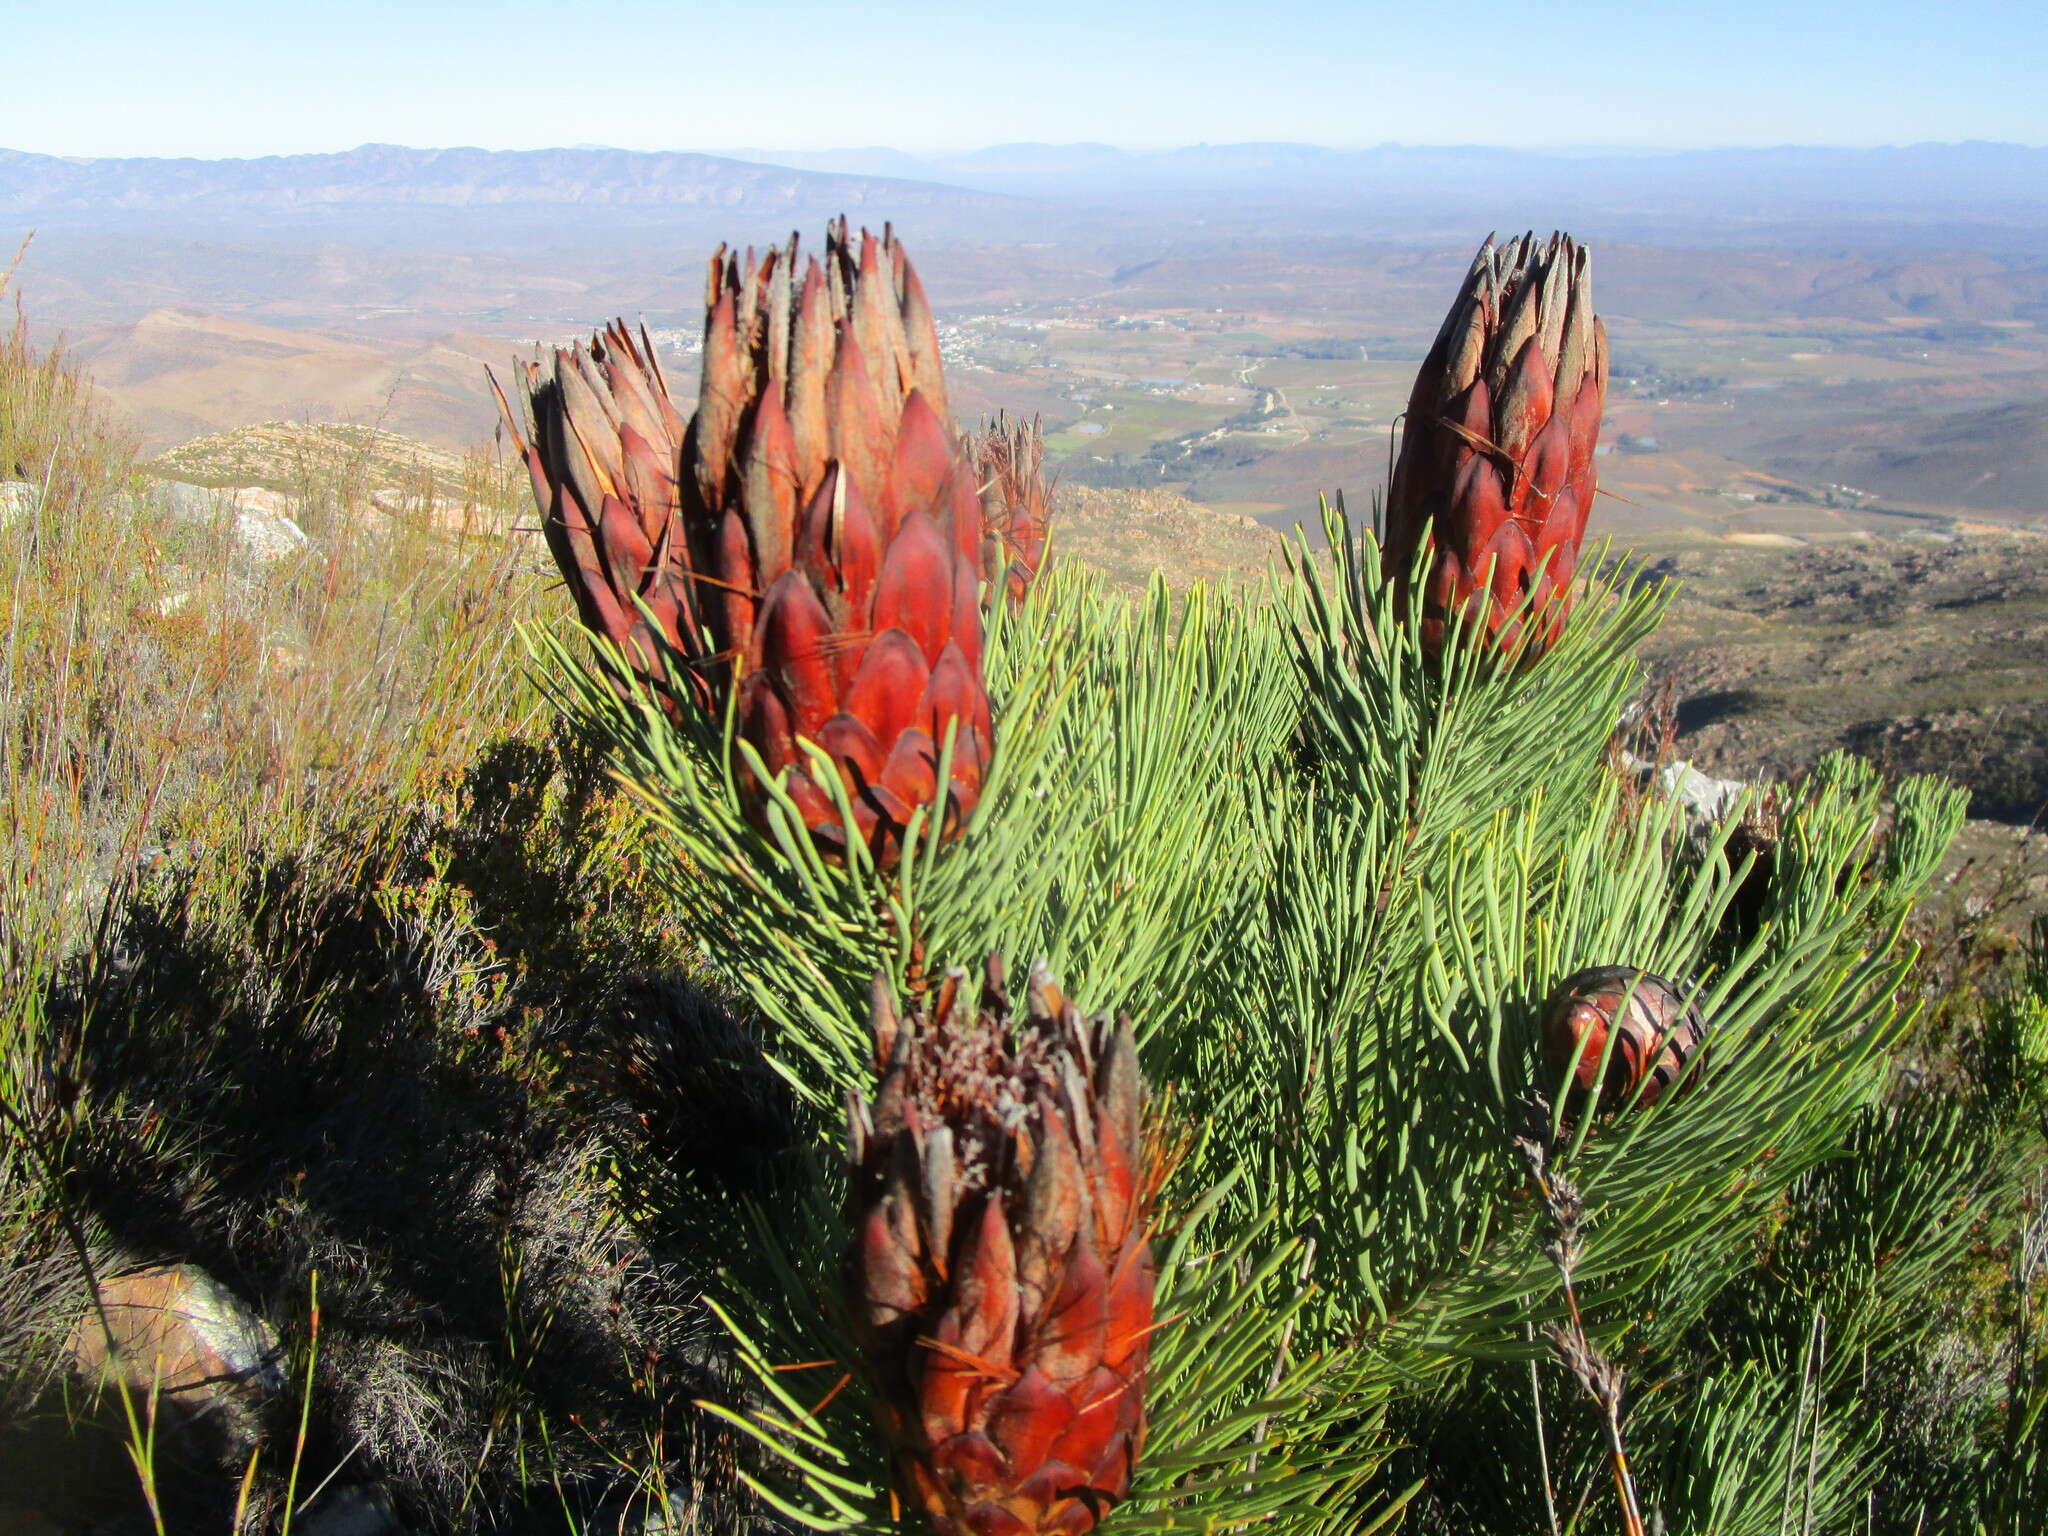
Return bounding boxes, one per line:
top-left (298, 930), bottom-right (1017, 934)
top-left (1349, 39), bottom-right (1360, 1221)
top-left (1, 477), bottom-right (313, 563)
top-left (68, 1264), bottom-right (285, 1457)
top-left (151, 481), bottom-right (312, 563)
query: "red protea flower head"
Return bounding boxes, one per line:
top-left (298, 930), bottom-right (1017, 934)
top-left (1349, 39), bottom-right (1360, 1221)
top-left (1541, 965), bottom-right (1707, 1113)
top-left (1382, 232), bottom-right (1608, 658)
top-left (492, 321), bottom-right (699, 699)
top-left (974, 414), bottom-right (1053, 608)
top-left (848, 959), bottom-right (1159, 1535)
top-left (501, 221), bottom-right (993, 864)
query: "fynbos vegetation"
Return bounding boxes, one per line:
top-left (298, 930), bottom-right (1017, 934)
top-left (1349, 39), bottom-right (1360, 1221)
top-left (1, 226), bottom-right (2044, 1536)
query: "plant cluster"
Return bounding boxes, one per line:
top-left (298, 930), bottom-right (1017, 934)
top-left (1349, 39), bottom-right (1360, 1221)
top-left (0, 224), bottom-right (2042, 1536)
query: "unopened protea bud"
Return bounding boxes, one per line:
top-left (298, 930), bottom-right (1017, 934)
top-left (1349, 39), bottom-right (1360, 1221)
top-left (491, 322), bottom-right (702, 701)
top-left (501, 221), bottom-right (992, 863)
top-left (847, 959), bottom-right (1157, 1535)
top-left (1542, 965), bottom-right (1707, 1112)
top-left (1383, 232), bottom-right (1608, 658)
top-left (974, 414), bottom-right (1052, 608)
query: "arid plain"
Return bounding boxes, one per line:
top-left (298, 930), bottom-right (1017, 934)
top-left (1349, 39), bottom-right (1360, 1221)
top-left (9, 140), bottom-right (2048, 832)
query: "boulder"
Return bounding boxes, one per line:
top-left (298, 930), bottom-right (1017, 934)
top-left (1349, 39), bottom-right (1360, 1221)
top-left (150, 482), bottom-right (311, 563)
top-left (68, 1264), bottom-right (285, 1457)
top-left (0, 479), bottom-right (37, 528)
top-left (1624, 752), bottom-right (1752, 828)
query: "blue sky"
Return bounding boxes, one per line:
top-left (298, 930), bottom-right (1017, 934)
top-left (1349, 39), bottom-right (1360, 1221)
top-left (8, 0), bottom-right (2045, 157)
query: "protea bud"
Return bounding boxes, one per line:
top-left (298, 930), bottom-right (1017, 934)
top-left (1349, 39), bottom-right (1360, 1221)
top-left (974, 414), bottom-right (1052, 608)
top-left (491, 321), bottom-right (701, 701)
top-left (1382, 232), bottom-right (1608, 658)
top-left (500, 221), bottom-right (993, 862)
top-left (847, 959), bottom-right (1157, 1535)
top-left (1541, 965), bottom-right (1707, 1112)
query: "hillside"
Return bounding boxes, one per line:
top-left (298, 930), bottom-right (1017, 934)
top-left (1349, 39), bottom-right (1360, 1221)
top-left (147, 421), bottom-right (473, 495)
top-left (1762, 397), bottom-right (2048, 515)
top-left (1049, 484), bottom-right (1285, 591)
top-left (69, 310), bottom-right (520, 452)
top-left (1638, 532), bottom-right (2048, 823)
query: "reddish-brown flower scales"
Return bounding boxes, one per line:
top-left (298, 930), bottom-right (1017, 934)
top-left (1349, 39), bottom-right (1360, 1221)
top-left (847, 960), bottom-right (1158, 1536)
top-left (973, 414), bottom-right (1052, 609)
top-left (1541, 965), bottom-right (1708, 1113)
top-left (500, 221), bottom-right (992, 864)
top-left (1383, 232), bottom-right (1608, 658)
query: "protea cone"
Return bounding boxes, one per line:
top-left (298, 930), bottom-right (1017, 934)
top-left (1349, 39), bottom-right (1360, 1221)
top-left (1382, 232), bottom-right (1608, 657)
top-left (1541, 965), bottom-right (1707, 1113)
top-left (973, 414), bottom-right (1052, 607)
top-left (499, 221), bottom-right (992, 861)
top-left (847, 959), bottom-right (1158, 1535)
top-left (492, 321), bottom-right (700, 699)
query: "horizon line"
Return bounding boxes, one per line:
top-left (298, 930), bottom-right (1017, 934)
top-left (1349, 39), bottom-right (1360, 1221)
top-left (5, 136), bottom-right (2046, 164)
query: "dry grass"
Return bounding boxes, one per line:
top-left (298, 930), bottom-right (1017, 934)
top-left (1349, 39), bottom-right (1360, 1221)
top-left (0, 292), bottom-right (792, 1531)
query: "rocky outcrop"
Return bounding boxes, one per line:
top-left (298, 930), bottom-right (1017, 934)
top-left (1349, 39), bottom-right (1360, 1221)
top-left (1, 478), bottom-right (311, 563)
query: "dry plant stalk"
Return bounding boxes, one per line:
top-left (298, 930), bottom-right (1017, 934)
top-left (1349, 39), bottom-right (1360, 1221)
top-left (1515, 1118), bottom-right (1648, 1536)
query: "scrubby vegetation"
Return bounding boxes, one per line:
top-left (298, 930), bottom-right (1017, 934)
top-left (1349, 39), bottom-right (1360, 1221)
top-left (2, 288), bottom-right (2045, 1536)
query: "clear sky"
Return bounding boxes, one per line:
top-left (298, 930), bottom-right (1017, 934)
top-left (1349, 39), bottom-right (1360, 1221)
top-left (8, 0), bottom-right (2045, 158)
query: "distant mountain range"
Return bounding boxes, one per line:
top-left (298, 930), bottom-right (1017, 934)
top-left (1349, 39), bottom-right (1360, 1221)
top-left (715, 140), bottom-right (2048, 236)
top-left (7, 140), bottom-right (2047, 251)
top-left (0, 143), bottom-right (1024, 245)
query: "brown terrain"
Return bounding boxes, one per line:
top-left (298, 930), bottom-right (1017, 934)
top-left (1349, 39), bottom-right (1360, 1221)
top-left (7, 140), bottom-right (2044, 841)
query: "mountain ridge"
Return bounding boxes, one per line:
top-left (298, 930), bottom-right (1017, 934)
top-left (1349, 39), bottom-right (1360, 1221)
top-left (0, 142), bottom-right (1020, 214)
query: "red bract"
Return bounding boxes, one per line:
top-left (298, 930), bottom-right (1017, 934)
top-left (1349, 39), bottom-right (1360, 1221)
top-left (1541, 965), bottom-right (1707, 1113)
top-left (848, 960), bottom-right (1158, 1535)
top-left (1382, 232), bottom-right (1608, 658)
top-left (492, 321), bottom-right (700, 701)
top-left (973, 414), bottom-right (1052, 609)
top-left (501, 222), bottom-right (993, 864)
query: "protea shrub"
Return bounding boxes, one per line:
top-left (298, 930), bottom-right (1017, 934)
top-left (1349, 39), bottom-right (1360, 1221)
top-left (1382, 232), bottom-right (1608, 658)
top-left (847, 959), bottom-right (1159, 1535)
top-left (1541, 964), bottom-right (1708, 1113)
top-left (974, 414), bottom-right (1052, 608)
top-left (501, 221), bottom-right (993, 862)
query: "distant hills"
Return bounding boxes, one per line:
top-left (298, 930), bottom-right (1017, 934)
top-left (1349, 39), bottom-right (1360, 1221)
top-left (1765, 398), bottom-right (2048, 515)
top-left (66, 309), bottom-right (513, 451)
top-left (8, 139), bottom-right (2048, 251)
top-left (0, 143), bottom-right (1021, 241)
top-left (717, 140), bottom-right (2048, 243)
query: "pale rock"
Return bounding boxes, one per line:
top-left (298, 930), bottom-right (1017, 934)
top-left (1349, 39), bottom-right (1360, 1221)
top-left (1623, 753), bottom-right (1752, 827)
top-left (0, 478), bottom-right (38, 527)
top-left (69, 1263), bottom-right (285, 1452)
top-left (150, 481), bottom-right (313, 563)
top-left (1653, 760), bottom-right (1750, 824)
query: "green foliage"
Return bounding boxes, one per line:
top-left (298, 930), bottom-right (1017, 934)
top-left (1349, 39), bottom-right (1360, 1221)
top-left (705, 1166), bottom-right (1413, 1534)
top-left (536, 563), bottom-right (1301, 1117)
top-left (540, 488), bottom-right (2018, 1533)
top-left (5, 297), bottom-right (2041, 1534)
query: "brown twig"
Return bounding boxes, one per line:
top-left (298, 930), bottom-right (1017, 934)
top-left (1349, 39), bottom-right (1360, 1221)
top-left (1516, 1109), bottom-right (1648, 1536)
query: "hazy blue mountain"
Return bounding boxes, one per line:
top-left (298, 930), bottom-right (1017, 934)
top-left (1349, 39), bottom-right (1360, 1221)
top-left (717, 139), bottom-right (2048, 243)
top-left (0, 143), bottom-right (1023, 240)
top-left (10, 140), bottom-right (2047, 248)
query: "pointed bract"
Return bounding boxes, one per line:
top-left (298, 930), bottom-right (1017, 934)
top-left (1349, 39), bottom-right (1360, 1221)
top-left (503, 222), bottom-right (993, 864)
top-left (973, 414), bottom-right (1053, 609)
top-left (847, 961), bottom-right (1159, 1536)
top-left (1383, 232), bottom-right (1608, 658)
